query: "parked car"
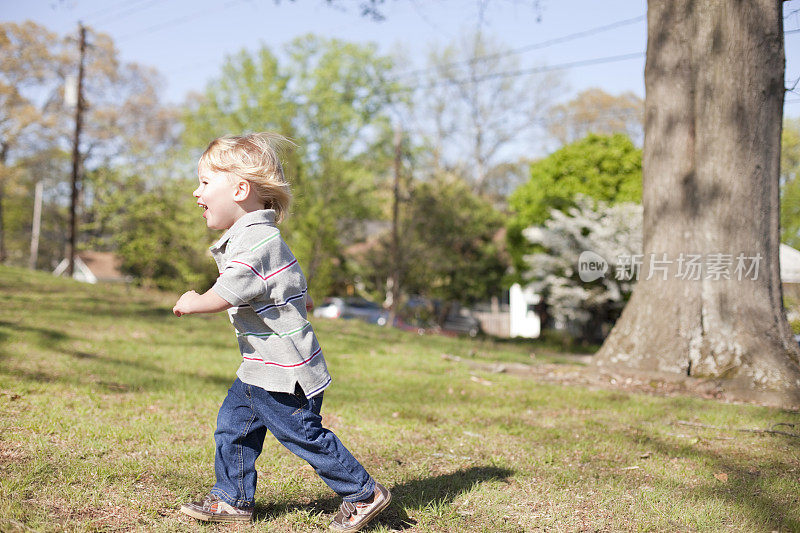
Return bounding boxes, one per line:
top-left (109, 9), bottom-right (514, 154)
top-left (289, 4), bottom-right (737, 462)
top-left (313, 297), bottom-right (390, 326)
top-left (394, 296), bottom-right (439, 335)
top-left (395, 297), bottom-right (481, 337)
top-left (442, 312), bottom-right (481, 337)
top-left (392, 316), bottom-right (438, 336)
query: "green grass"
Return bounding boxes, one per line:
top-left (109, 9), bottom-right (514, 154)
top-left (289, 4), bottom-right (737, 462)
top-left (1, 265), bottom-right (799, 532)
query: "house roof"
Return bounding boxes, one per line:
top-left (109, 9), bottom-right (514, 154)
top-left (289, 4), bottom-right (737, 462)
top-left (77, 251), bottom-right (126, 281)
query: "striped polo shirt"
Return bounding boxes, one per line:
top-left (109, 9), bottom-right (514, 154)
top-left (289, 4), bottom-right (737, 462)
top-left (210, 209), bottom-right (331, 398)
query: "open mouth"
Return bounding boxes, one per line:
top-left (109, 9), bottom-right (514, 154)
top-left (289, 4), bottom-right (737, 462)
top-left (198, 202), bottom-right (208, 211)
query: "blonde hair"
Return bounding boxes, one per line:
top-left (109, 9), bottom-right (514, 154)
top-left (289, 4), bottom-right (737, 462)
top-left (199, 132), bottom-right (295, 222)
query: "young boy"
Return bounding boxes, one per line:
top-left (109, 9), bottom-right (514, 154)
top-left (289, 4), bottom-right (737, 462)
top-left (172, 133), bottom-right (390, 531)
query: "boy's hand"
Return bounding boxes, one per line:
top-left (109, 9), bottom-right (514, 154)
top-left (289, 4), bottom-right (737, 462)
top-left (173, 290), bottom-right (200, 317)
top-left (173, 289), bottom-right (232, 317)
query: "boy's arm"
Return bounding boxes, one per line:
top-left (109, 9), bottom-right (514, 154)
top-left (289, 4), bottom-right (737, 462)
top-left (305, 292), bottom-right (314, 312)
top-left (173, 289), bottom-right (232, 317)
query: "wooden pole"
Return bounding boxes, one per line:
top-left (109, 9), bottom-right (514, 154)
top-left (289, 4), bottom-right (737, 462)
top-left (0, 142), bottom-right (8, 264)
top-left (67, 24), bottom-right (87, 277)
top-left (29, 180), bottom-right (43, 270)
top-left (388, 127), bottom-right (402, 325)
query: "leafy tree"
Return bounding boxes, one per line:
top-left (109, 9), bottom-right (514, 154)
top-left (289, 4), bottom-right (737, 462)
top-left (0, 21), bottom-right (63, 262)
top-left (98, 174), bottom-right (217, 291)
top-left (506, 133), bottom-right (642, 276)
top-left (523, 195), bottom-right (641, 342)
top-left (781, 118), bottom-right (800, 248)
top-left (408, 176), bottom-right (506, 305)
top-left (283, 36), bottom-right (400, 296)
top-left (547, 88), bottom-right (644, 146)
top-left (363, 173), bottom-right (506, 310)
top-left (416, 30), bottom-right (564, 198)
top-left (181, 36), bottom-right (402, 297)
top-left (4, 148), bottom-right (71, 269)
top-left (0, 162), bottom-right (35, 265)
top-left (1, 21), bottom-right (179, 269)
top-left (181, 47), bottom-right (296, 149)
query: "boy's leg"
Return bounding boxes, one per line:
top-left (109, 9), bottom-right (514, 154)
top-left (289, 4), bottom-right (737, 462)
top-left (248, 384), bottom-right (376, 502)
top-left (210, 378), bottom-right (267, 508)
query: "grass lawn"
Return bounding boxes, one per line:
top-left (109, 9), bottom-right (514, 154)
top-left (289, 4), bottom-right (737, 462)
top-left (1, 265), bottom-right (799, 532)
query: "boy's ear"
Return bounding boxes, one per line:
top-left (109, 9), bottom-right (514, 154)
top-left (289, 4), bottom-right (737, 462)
top-left (233, 179), bottom-right (251, 201)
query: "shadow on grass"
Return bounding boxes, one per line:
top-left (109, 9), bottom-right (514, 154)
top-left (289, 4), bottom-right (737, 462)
top-left (254, 465), bottom-right (514, 530)
top-left (623, 427), bottom-right (800, 531)
top-left (0, 320), bottom-right (69, 347)
top-left (0, 320), bottom-right (233, 393)
top-left (0, 355), bottom-right (234, 393)
top-left (486, 334), bottom-right (599, 355)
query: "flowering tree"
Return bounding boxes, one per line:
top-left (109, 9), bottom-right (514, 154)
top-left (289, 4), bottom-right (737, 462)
top-left (523, 195), bottom-right (641, 342)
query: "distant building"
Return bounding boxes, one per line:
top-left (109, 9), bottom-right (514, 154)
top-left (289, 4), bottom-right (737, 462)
top-left (53, 251), bottom-right (131, 284)
top-left (509, 283), bottom-right (542, 338)
top-left (470, 285), bottom-right (542, 339)
top-left (781, 244), bottom-right (800, 284)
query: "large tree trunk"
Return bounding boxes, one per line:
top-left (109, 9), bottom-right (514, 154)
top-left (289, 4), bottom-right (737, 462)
top-left (593, 0), bottom-right (800, 406)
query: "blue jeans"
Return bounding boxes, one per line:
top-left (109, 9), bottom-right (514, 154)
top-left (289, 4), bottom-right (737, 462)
top-left (210, 378), bottom-right (375, 508)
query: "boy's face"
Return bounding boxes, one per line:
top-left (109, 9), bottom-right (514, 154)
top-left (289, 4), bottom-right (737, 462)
top-left (193, 166), bottom-right (242, 231)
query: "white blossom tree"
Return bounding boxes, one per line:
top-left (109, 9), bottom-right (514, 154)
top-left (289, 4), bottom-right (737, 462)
top-left (523, 195), bottom-right (641, 341)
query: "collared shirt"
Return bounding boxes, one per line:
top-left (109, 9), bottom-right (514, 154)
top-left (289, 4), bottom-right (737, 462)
top-left (210, 209), bottom-right (331, 397)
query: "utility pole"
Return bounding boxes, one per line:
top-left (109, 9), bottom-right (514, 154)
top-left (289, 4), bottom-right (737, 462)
top-left (388, 127), bottom-right (402, 325)
top-left (67, 23), bottom-right (87, 278)
top-left (29, 180), bottom-right (43, 270)
top-left (0, 143), bottom-right (8, 264)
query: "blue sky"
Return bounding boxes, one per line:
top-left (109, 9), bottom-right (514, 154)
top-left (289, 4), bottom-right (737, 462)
top-left (4, 0), bottom-right (800, 112)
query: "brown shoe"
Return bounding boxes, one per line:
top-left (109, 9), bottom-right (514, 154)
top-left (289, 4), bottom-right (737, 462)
top-left (330, 483), bottom-right (391, 532)
top-left (180, 493), bottom-right (253, 523)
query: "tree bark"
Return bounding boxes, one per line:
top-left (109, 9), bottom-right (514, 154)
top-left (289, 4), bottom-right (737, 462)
top-left (593, 0), bottom-right (800, 406)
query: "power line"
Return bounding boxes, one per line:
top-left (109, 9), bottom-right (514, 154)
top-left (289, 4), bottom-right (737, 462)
top-left (111, 9), bottom-right (648, 99)
top-left (187, 52), bottom-right (647, 123)
top-left (408, 0), bottom-right (454, 40)
top-left (399, 17), bottom-right (800, 86)
top-left (188, 97), bottom-right (646, 136)
top-left (116, 0), bottom-right (249, 43)
top-left (80, 0), bottom-right (153, 23)
top-left (90, 0), bottom-right (164, 26)
top-left (411, 52), bottom-right (645, 91)
top-left (390, 14), bottom-right (646, 82)
top-left (118, 11), bottom-right (647, 83)
top-left (278, 52), bottom-right (646, 106)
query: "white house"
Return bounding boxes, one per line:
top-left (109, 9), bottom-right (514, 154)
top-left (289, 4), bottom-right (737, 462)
top-left (781, 243), bottom-right (800, 284)
top-left (473, 284), bottom-right (542, 339)
top-left (53, 251), bottom-right (131, 284)
top-left (509, 283), bottom-right (541, 338)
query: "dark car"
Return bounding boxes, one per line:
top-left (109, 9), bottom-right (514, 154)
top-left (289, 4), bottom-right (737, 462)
top-left (313, 297), bottom-right (390, 326)
top-left (396, 297), bottom-right (481, 337)
top-left (394, 297), bottom-right (438, 334)
top-left (442, 313), bottom-right (481, 337)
